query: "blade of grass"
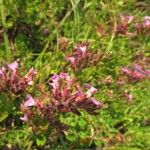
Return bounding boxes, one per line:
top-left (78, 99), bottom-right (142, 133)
top-left (0, 0), bottom-right (11, 61)
top-left (57, 0), bottom-right (80, 29)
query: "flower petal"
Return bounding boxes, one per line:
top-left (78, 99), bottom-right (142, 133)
top-left (24, 94), bottom-right (36, 107)
top-left (8, 60), bottom-right (19, 72)
top-left (20, 115), bottom-right (28, 122)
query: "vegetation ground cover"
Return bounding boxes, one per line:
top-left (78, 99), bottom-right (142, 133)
top-left (0, 0), bottom-right (150, 149)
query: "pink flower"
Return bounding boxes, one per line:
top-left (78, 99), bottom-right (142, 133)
top-left (20, 115), bottom-right (28, 122)
top-left (90, 98), bottom-right (102, 108)
top-left (66, 78), bottom-right (74, 89)
top-left (122, 64), bottom-right (150, 81)
top-left (61, 88), bottom-right (68, 97)
top-left (60, 72), bottom-right (69, 79)
top-left (7, 60), bottom-right (19, 73)
top-left (75, 91), bottom-right (86, 102)
top-left (91, 98), bottom-right (101, 105)
top-left (144, 16), bottom-right (150, 20)
top-left (20, 73), bottom-right (103, 124)
top-left (132, 71), bottom-right (143, 79)
top-left (122, 66), bottom-right (143, 80)
top-left (50, 73), bottom-right (74, 91)
top-left (122, 67), bottom-right (132, 75)
top-left (86, 86), bottom-right (97, 97)
top-left (49, 82), bottom-right (59, 90)
top-left (146, 70), bottom-right (150, 75)
top-left (133, 64), bottom-right (150, 75)
top-left (36, 100), bottom-right (44, 108)
top-left (144, 16), bottom-right (150, 27)
top-left (0, 67), bottom-right (5, 75)
top-left (120, 15), bottom-right (134, 24)
top-left (116, 15), bottom-right (134, 35)
top-left (124, 90), bottom-right (133, 102)
top-left (0, 67), bottom-right (6, 79)
top-left (51, 74), bottom-right (60, 82)
top-left (75, 43), bottom-right (88, 57)
top-left (66, 42), bottom-right (100, 70)
top-left (0, 60), bottom-right (37, 93)
top-left (77, 45), bottom-right (87, 52)
top-left (49, 73), bottom-right (102, 114)
top-left (66, 56), bottom-right (76, 65)
top-left (25, 68), bottom-right (37, 85)
top-left (24, 94), bottom-right (36, 107)
top-left (50, 74), bottom-right (61, 90)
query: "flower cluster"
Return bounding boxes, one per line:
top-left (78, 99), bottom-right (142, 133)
top-left (135, 16), bottom-right (150, 34)
top-left (116, 15), bottom-right (134, 35)
top-left (20, 73), bottom-right (103, 123)
top-left (49, 73), bottom-right (103, 114)
top-left (116, 15), bottom-right (150, 35)
top-left (66, 43), bottom-right (100, 71)
top-left (0, 60), bottom-right (37, 93)
top-left (20, 94), bottom-right (44, 122)
top-left (123, 90), bottom-right (133, 102)
top-left (121, 64), bottom-right (150, 82)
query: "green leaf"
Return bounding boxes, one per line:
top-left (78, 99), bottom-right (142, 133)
top-left (79, 131), bottom-right (88, 139)
top-left (78, 119), bottom-right (86, 127)
top-left (65, 132), bottom-right (77, 142)
top-left (36, 135), bottom-right (46, 146)
top-left (0, 112), bottom-right (9, 122)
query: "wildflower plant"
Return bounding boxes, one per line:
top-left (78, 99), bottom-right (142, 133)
top-left (117, 63), bottom-right (150, 86)
top-left (0, 60), bottom-right (37, 94)
top-left (20, 73), bottom-right (103, 135)
top-left (135, 16), bottom-right (150, 34)
top-left (116, 15), bottom-right (150, 36)
top-left (66, 43), bottom-right (101, 71)
top-left (49, 73), bottom-right (103, 114)
top-left (122, 64), bottom-right (150, 82)
top-left (116, 14), bottom-right (134, 35)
